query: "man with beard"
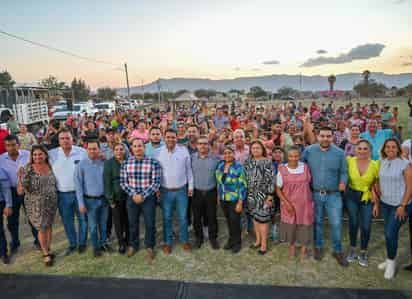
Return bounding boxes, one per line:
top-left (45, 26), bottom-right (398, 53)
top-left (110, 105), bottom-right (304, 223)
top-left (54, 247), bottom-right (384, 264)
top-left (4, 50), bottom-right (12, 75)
top-left (186, 124), bottom-right (199, 155)
top-left (145, 127), bottom-right (164, 158)
top-left (302, 127), bottom-right (348, 267)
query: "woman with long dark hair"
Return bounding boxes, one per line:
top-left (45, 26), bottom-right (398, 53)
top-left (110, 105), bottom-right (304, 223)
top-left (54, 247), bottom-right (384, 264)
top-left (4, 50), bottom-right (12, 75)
top-left (17, 145), bottom-right (58, 266)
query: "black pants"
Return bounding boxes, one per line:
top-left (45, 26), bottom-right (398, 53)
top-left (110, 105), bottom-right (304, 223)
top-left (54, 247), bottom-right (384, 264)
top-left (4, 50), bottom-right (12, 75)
top-left (192, 189), bottom-right (218, 241)
top-left (111, 200), bottom-right (129, 247)
top-left (221, 201), bottom-right (241, 247)
top-left (107, 208), bottom-right (113, 238)
top-left (409, 216), bottom-right (412, 257)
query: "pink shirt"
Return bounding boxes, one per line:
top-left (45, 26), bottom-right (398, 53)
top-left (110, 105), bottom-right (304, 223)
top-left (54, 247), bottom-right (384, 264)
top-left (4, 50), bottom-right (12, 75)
top-left (130, 130), bottom-right (149, 143)
top-left (234, 145), bottom-right (250, 165)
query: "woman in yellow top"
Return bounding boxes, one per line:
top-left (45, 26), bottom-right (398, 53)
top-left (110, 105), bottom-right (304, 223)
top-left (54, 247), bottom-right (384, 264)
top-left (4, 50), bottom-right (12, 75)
top-left (345, 139), bottom-right (380, 267)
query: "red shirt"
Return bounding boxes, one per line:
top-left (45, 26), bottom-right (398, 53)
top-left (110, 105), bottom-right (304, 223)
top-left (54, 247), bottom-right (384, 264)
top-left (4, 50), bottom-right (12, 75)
top-left (230, 119), bottom-right (241, 131)
top-left (0, 128), bottom-right (9, 155)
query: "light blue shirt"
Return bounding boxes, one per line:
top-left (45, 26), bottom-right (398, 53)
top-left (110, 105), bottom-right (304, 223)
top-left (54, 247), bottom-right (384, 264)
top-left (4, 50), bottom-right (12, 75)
top-left (153, 145), bottom-right (194, 190)
top-left (74, 156), bottom-right (105, 208)
top-left (302, 144), bottom-right (348, 191)
top-left (0, 150), bottom-right (30, 187)
top-left (0, 167), bottom-right (12, 207)
top-left (145, 141), bottom-right (164, 158)
top-left (360, 129), bottom-right (393, 160)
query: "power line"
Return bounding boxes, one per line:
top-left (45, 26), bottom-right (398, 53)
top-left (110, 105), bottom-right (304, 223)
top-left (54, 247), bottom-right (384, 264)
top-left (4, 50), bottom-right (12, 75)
top-left (0, 28), bottom-right (120, 67)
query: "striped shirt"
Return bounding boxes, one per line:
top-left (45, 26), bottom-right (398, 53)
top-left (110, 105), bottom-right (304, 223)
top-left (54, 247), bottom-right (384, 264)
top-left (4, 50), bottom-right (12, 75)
top-left (379, 158), bottom-right (411, 206)
top-left (120, 155), bottom-right (162, 199)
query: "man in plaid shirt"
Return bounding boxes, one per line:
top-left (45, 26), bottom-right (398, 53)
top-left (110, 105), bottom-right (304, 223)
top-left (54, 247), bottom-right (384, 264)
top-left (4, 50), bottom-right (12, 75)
top-left (120, 138), bottom-right (161, 261)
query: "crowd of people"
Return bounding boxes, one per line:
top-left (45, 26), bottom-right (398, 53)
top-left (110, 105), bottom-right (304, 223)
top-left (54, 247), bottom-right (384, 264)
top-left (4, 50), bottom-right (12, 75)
top-left (0, 98), bottom-right (412, 281)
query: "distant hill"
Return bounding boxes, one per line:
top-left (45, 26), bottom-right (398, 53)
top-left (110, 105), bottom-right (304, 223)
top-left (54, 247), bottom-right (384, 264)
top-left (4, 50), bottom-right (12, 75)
top-left (117, 72), bottom-right (412, 95)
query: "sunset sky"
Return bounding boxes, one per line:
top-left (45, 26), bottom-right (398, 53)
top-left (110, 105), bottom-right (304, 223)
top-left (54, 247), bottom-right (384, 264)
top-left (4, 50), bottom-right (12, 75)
top-left (1, 0), bottom-right (412, 88)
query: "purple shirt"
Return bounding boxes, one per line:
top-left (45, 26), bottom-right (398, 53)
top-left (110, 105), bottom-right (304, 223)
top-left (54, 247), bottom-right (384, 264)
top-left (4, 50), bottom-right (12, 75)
top-left (0, 150), bottom-right (30, 187)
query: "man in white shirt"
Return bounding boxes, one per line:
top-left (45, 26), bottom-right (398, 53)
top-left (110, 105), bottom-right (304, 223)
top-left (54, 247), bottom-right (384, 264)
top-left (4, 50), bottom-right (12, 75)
top-left (154, 129), bottom-right (193, 255)
top-left (49, 129), bottom-right (88, 256)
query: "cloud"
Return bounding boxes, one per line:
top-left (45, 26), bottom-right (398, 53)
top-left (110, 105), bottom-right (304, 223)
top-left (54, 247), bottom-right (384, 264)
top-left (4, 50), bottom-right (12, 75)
top-left (402, 62), bottom-right (412, 66)
top-left (262, 60), bottom-right (280, 65)
top-left (300, 43), bottom-right (386, 67)
top-left (317, 49), bottom-right (327, 54)
top-left (251, 68), bottom-right (262, 71)
top-left (233, 67), bottom-right (241, 71)
top-left (393, 0), bottom-right (407, 4)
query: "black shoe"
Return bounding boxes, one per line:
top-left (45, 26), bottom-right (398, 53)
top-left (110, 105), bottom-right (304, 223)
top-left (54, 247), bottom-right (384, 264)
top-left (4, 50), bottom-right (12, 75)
top-left (93, 249), bottom-right (102, 258)
top-left (118, 245), bottom-right (126, 254)
top-left (62, 247), bottom-right (76, 257)
top-left (314, 247), bottom-right (323, 261)
top-left (194, 239), bottom-right (203, 249)
top-left (223, 243), bottom-right (233, 250)
top-left (210, 240), bottom-right (220, 250)
top-left (1, 254), bottom-right (10, 264)
top-left (258, 249), bottom-right (267, 255)
top-left (101, 244), bottom-right (113, 253)
top-left (78, 245), bottom-right (87, 254)
top-left (404, 264), bottom-right (412, 271)
top-left (231, 245), bottom-right (241, 254)
top-left (10, 246), bottom-right (19, 255)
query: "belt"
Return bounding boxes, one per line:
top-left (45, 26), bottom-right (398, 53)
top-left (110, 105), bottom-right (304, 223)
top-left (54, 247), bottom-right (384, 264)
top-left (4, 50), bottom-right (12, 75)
top-left (84, 194), bottom-right (104, 199)
top-left (195, 188), bottom-right (216, 194)
top-left (58, 191), bottom-right (75, 194)
top-left (161, 186), bottom-right (186, 192)
top-left (313, 189), bottom-right (339, 195)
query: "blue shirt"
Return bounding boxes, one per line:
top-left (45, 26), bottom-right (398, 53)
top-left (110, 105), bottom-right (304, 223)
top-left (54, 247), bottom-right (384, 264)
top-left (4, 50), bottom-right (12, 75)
top-left (302, 144), bottom-right (348, 191)
top-left (0, 167), bottom-right (12, 207)
top-left (360, 129), bottom-right (393, 160)
top-left (0, 150), bottom-right (30, 187)
top-left (74, 156), bottom-right (105, 208)
top-left (145, 141), bottom-right (164, 158)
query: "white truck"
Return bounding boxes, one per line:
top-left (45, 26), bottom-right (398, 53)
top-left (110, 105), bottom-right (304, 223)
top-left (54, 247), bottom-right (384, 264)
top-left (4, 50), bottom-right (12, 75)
top-left (0, 87), bottom-right (49, 132)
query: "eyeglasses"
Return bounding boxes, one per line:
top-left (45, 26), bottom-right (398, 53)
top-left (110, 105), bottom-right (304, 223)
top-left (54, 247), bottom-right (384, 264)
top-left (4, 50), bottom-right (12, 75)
top-left (197, 142), bottom-right (208, 145)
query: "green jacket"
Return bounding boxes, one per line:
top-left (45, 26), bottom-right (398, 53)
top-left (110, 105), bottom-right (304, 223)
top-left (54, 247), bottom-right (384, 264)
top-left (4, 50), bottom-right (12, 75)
top-left (104, 157), bottom-right (126, 205)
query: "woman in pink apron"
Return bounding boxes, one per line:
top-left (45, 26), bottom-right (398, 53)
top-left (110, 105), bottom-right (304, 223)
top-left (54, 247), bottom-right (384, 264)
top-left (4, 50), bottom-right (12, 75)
top-left (276, 146), bottom-right (314, 262)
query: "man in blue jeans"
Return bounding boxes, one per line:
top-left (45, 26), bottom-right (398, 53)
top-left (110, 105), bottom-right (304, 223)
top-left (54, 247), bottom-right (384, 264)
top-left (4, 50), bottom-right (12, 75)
top-left (0, 167), bottom-right (13, 264)
top-left (120, 138), bottom-right (161, 260)
top-left (75, 139), bottom-right (109, 258)
top-left (302, 126), bottom-right (348, 267)
top-left (154, 129), bottom-right (194, 255)
top-left (49, 129), bottom-right (88, 256)
top-left (0, 135), bottom-right (39, 254)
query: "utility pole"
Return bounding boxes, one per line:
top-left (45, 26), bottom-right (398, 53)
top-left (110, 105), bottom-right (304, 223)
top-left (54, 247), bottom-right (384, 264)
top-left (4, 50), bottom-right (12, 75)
top-left (124, 63), bottom-right (130, 101)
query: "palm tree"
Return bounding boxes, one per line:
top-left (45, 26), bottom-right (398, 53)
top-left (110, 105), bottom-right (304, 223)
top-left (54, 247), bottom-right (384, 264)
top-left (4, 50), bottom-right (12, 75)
top-left (362, 70), bottom-right (370, 85)
top-left (362, 70), bottom-right (371, 98)
top-left (328, 75), bottom-right (336, 92)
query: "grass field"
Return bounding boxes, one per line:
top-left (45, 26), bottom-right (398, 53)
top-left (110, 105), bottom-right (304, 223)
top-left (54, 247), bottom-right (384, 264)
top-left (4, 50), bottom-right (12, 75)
top-left (1, 208), bottom-right (411, 291)
top-left (0, 98), bottom-right (411, 292)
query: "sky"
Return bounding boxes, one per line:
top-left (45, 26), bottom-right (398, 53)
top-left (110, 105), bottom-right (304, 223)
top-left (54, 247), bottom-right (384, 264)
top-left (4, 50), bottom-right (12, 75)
top-left (1, 0), bottom-right (412, 89)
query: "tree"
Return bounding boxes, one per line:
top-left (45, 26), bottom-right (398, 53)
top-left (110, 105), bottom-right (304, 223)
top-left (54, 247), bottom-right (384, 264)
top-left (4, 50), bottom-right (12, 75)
top-left (328, 74), bottom-right (336, 91)
top-left (194, 89), bottom-right (217, 98)
top-left (71, 78), bottom-right (90, 101)
top-left (277, 86), bottom-right (298, 97)
top-left (97, 87), bottom-right (116, 101)
top-left (249, 86), bottom-right (267, 98)
top-left (353, 79), bottom-right (387, 97)
top-left (40, 75), bottom-right (66, 90)
top-left (174, 89), bottom-right (189, 98)
top-left (362, 70), bottom-right (371, 86)
top-left (0, 70), bottom-right (15, 89)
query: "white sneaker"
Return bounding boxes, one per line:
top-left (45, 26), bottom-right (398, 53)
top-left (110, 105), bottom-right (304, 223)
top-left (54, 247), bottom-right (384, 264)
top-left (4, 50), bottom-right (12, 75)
top-left (384, 259), bottom-right (396, 279)
top-left (378, 260), bottom-right (387, 270)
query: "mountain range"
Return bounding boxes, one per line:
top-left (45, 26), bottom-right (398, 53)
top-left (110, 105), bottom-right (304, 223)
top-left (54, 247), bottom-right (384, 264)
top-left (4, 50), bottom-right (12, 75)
top-left (117, 72), bottom-right (412, 95)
